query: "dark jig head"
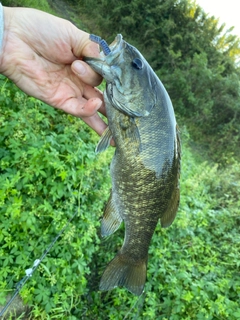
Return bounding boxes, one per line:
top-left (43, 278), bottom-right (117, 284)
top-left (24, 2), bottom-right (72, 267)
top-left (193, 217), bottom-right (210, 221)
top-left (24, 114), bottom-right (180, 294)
top-left (90, 34), bottom-right (111, 56)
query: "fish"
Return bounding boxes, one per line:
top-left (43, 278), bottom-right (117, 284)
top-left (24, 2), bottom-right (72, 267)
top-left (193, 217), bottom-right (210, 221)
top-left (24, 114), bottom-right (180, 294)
top-left (84, 34), bottom-right (181, 296)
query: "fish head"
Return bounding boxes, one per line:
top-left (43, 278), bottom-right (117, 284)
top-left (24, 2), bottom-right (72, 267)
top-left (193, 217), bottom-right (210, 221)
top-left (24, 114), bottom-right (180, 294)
top-left (84, 34), bottom-right (157, 117)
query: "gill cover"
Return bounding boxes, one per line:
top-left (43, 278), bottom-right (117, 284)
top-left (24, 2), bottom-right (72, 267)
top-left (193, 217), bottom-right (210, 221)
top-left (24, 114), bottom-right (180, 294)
top-left (84, 34), bottom-right (157, 118)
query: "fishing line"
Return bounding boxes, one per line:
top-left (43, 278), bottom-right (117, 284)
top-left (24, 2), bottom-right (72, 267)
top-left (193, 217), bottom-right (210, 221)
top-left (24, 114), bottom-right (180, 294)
top-left (1, 147), bottom-right (86, 318)
top-left (122, 292), bottom-right (145, 320)
top-left (0, 209), bottom-right (79, 317)
top-left (1, 211), bottom-right (63, 302)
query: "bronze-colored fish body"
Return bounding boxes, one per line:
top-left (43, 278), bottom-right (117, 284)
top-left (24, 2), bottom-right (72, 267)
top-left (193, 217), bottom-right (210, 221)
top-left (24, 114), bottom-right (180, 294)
top-left (84, 34), bottom-right (181, 295)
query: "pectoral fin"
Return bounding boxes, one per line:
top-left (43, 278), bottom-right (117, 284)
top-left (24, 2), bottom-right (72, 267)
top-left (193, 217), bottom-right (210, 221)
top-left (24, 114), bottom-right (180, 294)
top-left (96, 127), bottom-right (113, 154)
top-left (101, 192), bottom-right (123, 236)
top-left (106, 84), bottom-right (153, 118)
top-left (112, 97), bottom-right (151, 117)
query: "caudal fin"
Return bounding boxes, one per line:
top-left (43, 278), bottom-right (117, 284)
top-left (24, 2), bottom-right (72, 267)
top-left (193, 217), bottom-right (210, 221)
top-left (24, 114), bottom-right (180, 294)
top-left (99, 253), bottom-right (147, 296)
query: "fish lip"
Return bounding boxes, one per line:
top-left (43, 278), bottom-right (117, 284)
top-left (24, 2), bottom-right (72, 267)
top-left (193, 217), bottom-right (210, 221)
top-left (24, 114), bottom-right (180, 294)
top-left (100, 34), bottom-right (124, 62)
top-left (83, 35), bottom-right (124, 76)
top-left (88, 34), bottom-right (124, 63)
top-left (109, 34), bottom-right (123, 52)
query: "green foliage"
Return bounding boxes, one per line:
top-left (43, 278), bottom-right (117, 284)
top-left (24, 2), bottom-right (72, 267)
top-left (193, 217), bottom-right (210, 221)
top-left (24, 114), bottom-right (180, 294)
top-left (2, 0), bottom-right (53, 12)
top-left (1, 0), bottom-right (240, 318)
top-left (0, 75), bottom-right (111, 318)
top-left (160, 50), bottom-right (240, 159)
top-left (0, 76), bottom-right (240, 319)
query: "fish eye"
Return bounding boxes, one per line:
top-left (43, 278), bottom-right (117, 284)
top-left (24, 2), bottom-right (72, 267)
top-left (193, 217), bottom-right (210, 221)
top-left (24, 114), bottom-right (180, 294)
top-left (132, 58), bottom-right (143, 70)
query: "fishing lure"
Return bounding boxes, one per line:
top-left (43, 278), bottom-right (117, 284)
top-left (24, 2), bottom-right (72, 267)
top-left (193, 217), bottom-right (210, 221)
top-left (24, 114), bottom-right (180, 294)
top-left (89, 34), bottom-right (111, 56)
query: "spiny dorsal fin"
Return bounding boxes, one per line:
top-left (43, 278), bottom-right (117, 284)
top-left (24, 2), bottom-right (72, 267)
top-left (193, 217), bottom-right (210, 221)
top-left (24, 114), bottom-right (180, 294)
top-left (96, 127), bottom-right (113, 154)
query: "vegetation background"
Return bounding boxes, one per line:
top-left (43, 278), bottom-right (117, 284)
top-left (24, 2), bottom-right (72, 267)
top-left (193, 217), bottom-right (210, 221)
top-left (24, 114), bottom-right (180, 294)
top-left (0, 0), bottom-right (240, 319)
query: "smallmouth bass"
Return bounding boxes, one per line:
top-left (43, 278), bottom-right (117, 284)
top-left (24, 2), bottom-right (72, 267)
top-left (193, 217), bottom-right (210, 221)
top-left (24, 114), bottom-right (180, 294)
top-left (84, 34), bottom-right (181, 296)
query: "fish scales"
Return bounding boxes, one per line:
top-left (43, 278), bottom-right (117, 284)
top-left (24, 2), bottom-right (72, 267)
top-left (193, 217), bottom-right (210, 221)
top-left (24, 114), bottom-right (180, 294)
top-left (84, 34), bottom-right (181, 295)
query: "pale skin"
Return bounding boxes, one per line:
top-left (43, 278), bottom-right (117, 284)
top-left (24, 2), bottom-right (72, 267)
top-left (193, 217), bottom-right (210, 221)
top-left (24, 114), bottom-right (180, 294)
top-left (0, 7), bottom-right (107, 136)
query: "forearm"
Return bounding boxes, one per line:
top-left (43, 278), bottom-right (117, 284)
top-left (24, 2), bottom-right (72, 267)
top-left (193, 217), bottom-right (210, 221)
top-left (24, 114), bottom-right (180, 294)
top-left (0, 5), bottom-right (106, 134)
top-left (0, 3), bottom-right (4, 53)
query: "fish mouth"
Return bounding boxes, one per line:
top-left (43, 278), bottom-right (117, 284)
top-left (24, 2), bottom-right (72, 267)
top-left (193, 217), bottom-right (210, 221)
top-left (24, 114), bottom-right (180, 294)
top-left (104, 34), bottom-right (126, 65)
top-left (89, 33), bottom-right (125, 61)
top-left (108, 35), bottom-right (125, 61)
top-left (84, 34), bottom-right (126, 81)
top-left (108, 34), bottom-right (124, 53)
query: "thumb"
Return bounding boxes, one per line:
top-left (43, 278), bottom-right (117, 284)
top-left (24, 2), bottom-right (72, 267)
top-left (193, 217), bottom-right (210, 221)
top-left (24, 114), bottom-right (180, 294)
top-left (71, 60), bottom-right (102, 87)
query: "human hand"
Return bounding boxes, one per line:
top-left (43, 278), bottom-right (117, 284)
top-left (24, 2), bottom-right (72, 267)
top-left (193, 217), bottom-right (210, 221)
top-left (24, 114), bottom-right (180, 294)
top-left (0, 7), bottom-right (107, 136)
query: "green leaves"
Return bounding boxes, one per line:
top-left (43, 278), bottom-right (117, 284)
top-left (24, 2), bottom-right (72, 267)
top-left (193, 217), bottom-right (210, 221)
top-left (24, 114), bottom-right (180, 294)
top-left (1, 0), bottom-right (240, 317)
top-left (0, 75), bottom-right (111, 318)
top-left (1, 116), bottom-right (237, 320)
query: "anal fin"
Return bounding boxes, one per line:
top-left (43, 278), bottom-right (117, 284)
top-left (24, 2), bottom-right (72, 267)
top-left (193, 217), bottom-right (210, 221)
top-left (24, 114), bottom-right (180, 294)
top-left (101, 192), bottom-right (122, 236)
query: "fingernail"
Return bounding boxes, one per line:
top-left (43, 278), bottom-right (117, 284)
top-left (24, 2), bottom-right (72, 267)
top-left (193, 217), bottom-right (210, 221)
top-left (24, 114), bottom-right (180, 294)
top-left (95, 99), bottom-right (103, 110)
top-left (73, 61), bottom-right (86, 75)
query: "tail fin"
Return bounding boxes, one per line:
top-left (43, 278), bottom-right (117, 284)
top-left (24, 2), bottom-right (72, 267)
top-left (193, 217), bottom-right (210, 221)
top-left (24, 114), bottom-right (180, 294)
top-left (99, 253), bottom-right (147, 296)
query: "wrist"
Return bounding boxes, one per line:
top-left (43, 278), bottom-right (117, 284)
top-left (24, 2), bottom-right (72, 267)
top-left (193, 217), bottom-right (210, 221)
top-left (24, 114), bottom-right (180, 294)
top-left (0, 6), bottom-right (13, 74)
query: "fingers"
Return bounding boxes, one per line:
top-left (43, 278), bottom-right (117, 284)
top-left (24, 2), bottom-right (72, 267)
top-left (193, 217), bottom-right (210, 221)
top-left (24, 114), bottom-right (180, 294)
top-left (70, 63), bottom-right (108, 135)
top-left (71, 60), bottom-right (102, 87)
top-left (82, 85), bottom-right (107, 117)
top-left (71, 62), bottom-right (107, 118)
top-left (81, 110), bottom-right (115, 146)
top-left (57, 95), bottom-right (107, 136)
top-left (61, 95), bottom-right (102, 117)
top-left (81, 112), bottom-right (108, 137)
top-left (71, 33), bottom-right (103, 87)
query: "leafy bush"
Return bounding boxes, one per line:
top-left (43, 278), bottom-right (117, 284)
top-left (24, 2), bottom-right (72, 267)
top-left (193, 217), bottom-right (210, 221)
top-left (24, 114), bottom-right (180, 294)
top-left (1, 76), bottom-right (239, 319)
top-left (0, 75), bottom-right (111, 318)
top-left (79, 0), bottom-right (240, 160)
top-left (2, 0), bottom-right (53, 12)
top-left (1, 0), bottom-right (240, 318)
